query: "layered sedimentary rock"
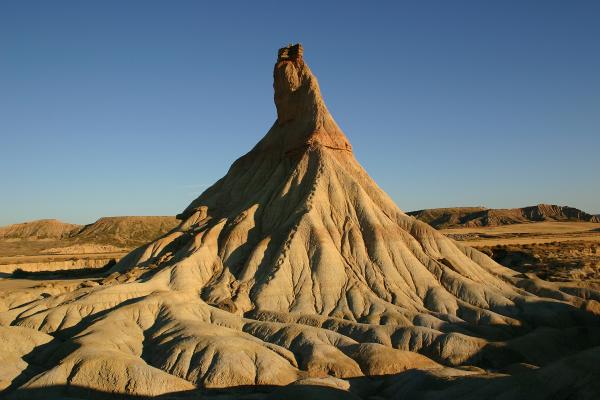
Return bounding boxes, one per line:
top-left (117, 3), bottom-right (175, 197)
top-left (409, 204), bottom-right (600, 229)
top-left (1, 44), bottom-right (599, 399)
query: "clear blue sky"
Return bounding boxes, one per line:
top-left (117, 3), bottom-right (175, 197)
top-left (1, 1), bottom-right (599, 225)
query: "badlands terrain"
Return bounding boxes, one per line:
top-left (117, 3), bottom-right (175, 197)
top-left (408, 205), bottom-right (600, 285)
top-left (1, 44), bottom-right (599, 399)
top-left (407, 204), bottom-right (600, 229)
top-left (0, 217), bottom-right (178, 275)
top-left (444, 221), bottom-right (600, 285)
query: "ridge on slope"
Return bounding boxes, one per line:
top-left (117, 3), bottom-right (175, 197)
top-left (408, 203), bottom-right (600, 229)
top-left (1, 44), bottom-right (599, 399)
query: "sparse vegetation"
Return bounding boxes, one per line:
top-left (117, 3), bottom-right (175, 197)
top-left (484, 241), bottom-right (600, 283)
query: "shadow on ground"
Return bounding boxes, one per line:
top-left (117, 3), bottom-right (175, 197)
top-left (8, 259), bottom-right (116, 280)
top-left (6, 383), bottom-right (360, 400)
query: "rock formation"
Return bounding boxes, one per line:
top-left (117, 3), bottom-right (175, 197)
top-left (0, 216), bottom-right (178, 245)
top-left (408, 204), bottom-right (600, 229)
top-left (0, 219), bottom-right (81, 240)
top-left (1, 44), bottom-right (599, 399)
top-left (0, 216), bottom-right (179, 274)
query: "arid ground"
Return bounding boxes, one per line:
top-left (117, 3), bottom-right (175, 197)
top-left (443, 221), bottom-right (600, 285)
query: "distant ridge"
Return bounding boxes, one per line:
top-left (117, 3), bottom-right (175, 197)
top-left (74, 216), bottom-right (180, 246)
top-left (0, 219), bottom-right (80, 240)
top-left (408, 204), bottom-right (600, 229)
top-left (0, 216), bottom-right (178, 245)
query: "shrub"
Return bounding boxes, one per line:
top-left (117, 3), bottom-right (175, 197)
top-left (11, 268), bottom-right (28, 278)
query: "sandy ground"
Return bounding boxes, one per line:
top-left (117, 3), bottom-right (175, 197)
top-left (0, 252), bottom-right (127, 264)
top-left (441, 221), bottom-right (600, 247)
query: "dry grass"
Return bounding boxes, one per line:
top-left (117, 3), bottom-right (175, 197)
top-left (442, 221), bottom-right (600, 247)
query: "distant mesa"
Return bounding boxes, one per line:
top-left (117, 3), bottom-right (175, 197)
top-left (0, 216), bottom-right (179, 274)
top-left (0, 219), bottom-right (81, 240)
top-left (0, 216), bottom-right (179, 245)
top-left (408, 203), bottom-right (600, 229)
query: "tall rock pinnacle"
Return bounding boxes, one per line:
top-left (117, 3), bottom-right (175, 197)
top-left (257, 43), bottom-right (352, 155)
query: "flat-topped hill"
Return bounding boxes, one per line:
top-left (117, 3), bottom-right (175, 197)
top-left (408, 204), bottom-right (599, 229)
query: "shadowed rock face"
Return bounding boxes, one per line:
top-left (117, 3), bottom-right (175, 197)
top-left (1, 44), bottom-right (600, 400)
